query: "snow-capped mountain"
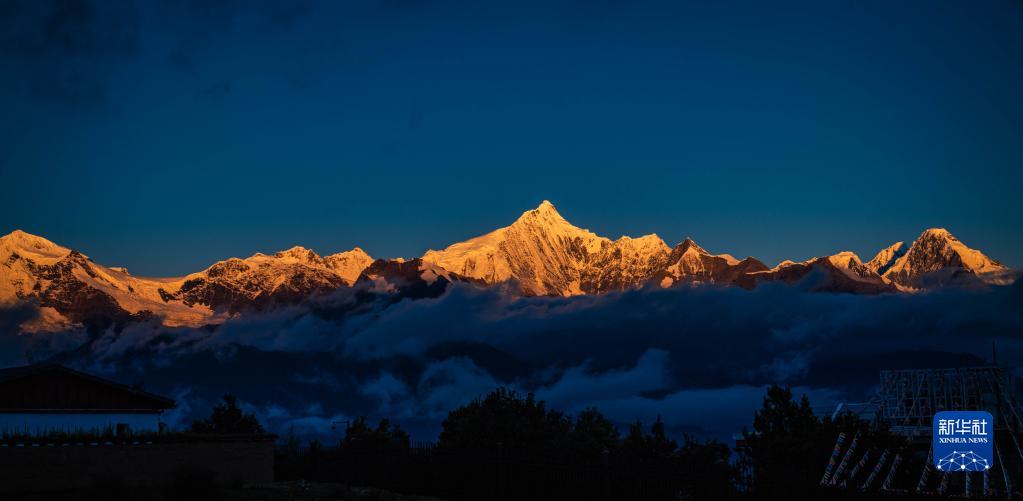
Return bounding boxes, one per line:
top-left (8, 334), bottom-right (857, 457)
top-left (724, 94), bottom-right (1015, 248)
top-left (0, 230), bottom-right (210, 331)
top-left (579, 234), bottom-right (672, 294)
top-left (168, 246), bottom-right (374, 313)
top-left (422, 201), bottom-right (617, 296)
top-left (422, 201), bottom-right (759, 295)
top-left (734, 229), bottom-right (1009, 293)
top-left (881, 228), bottom-right (1009, 288)
top-left (736, 251), bottom-right (895, 293)
top-left (0, 230), bottom-right (373, 332)
top-left (356, 258), bottom-right (478, 299)
top-left (1, 203), bottom-right (1015, 333)
top-left (865, 242), bottom-right (907, 276)
top-left (654, 238), bottom-right (768, 287)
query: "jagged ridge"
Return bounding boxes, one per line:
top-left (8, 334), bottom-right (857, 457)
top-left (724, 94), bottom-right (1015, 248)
top-left (0, 202), bottom-right (1013, 332)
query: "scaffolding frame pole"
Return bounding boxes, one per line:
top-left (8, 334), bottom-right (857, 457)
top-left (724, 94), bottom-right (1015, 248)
top-left (830, 432), bottom-right (860, 486)
top-left (916, 448), bottom-right (933, 493)
top-left (881, 453), bottom-right (902, 491)
top-left (861, 448), bottom-right (889, 491)
top-left (819, 431), bottom-right (846, 485)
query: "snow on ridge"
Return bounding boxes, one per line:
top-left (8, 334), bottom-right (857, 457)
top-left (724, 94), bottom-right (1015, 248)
top-left (0, 229), bottom-right (73, 265)
top-left (1, 207), bottom-right (1016, 333)
top-left (866, 242), bottom-right (905, 276)
top-left (883, 228), bottom-right (1007, 286)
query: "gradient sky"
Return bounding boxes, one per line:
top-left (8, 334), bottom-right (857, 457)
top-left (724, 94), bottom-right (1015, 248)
top-left (2, 0), bottom-right (1022, 276)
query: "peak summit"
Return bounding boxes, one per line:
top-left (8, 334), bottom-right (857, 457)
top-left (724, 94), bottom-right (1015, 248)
top-left (279, 245), bottom-right (312, 254)
top-left (921, 228), bottom-right (953, 239)
top-left (0, 229), bottom-right (71, 264)
top-left (518, 200), bottom-right (563, 219)
top-left (883, 228), bottom-right (1007, 286)
top-left (676, 237), bottom-right (707, 255)
top-left (274, 246), bottom-right (321, 262)
top-left (827, 251), bottom-right (864, 268)
top-left (424, 199), bottom-right (612, 295)
top-left (2, 229), bottom-right (59, 247)
top-left (513, 200), bottom-right (577, 231)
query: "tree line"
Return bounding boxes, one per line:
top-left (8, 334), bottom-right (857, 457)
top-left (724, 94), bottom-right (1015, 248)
top-left (194, 386), bottom-right (901, 500)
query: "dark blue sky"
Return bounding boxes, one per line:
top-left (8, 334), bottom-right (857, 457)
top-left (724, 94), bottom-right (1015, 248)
top-left (2, 0), bottom-right (1022, 276)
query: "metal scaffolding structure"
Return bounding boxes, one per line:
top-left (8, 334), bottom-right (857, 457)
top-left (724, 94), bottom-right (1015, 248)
top-left (821, 365), bottom-right (1023, 498)
top-left (877, 367), bottom-right (1013, 435)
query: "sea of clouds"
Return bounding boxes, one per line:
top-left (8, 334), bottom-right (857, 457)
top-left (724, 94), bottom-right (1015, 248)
top-left (3, 276), bottom-right (1022, 443)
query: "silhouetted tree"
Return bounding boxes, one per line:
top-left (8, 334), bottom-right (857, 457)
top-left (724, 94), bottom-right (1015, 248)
top-left (274, 388), bottom-right (741, 500)
top-left (677, 434), bottom-right (735, 500)
top-left (753, 385), bottom-right (818, 437)
top-left (341, 417), bottom-right (410, 454)
top-left (742, 385), bottom-right (822, 496)
top-left (191, 394), bottom-right (265, 434)
top-left (567, 407), bottom-right (620, 458)
top-left (742, 384), bottom-right (897, 499)
top-left (438, 387), bottom-right (570, 457)
top-left (621, 416), bottom-right (677, 461)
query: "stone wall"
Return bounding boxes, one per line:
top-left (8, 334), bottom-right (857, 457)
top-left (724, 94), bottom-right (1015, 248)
top-left (0, 435), bottom-right (275, 492)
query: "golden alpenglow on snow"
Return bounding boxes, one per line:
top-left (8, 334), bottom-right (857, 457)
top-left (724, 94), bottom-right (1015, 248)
top-left (0, 202), bottom-right (1013, 334)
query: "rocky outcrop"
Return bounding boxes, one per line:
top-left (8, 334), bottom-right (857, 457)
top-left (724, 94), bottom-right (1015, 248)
top-left (0, 206), bottom-right (1014, 333)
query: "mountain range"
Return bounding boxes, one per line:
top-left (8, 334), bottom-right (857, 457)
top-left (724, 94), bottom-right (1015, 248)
top-left (1, 201), bottom-right (1012, 333)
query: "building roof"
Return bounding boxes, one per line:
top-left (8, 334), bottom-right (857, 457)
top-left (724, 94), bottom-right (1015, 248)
top-left (0, 363), bottom-right (175, 412)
